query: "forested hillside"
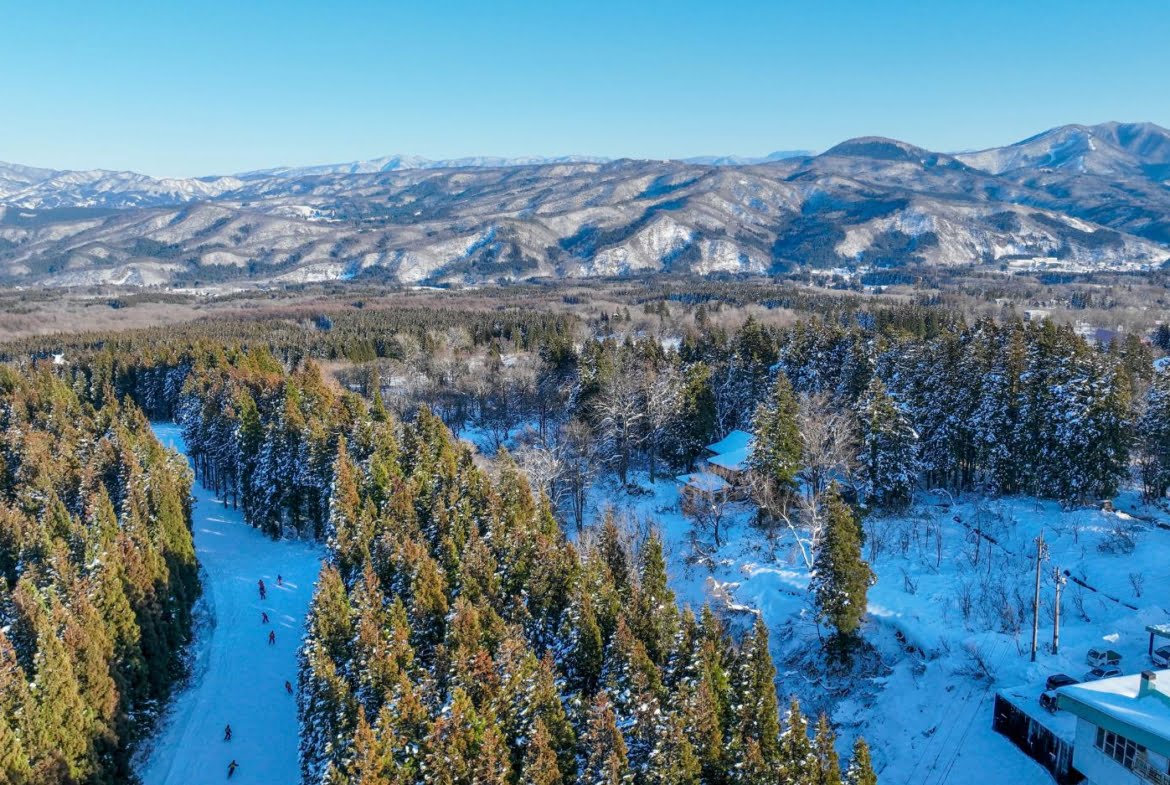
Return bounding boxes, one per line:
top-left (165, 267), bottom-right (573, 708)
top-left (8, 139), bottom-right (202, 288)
top-left (0, 366), bottom-right (198, 784)
top-left (297, 407), bottom-right (875, 785)
top-left (3, 281), bottom-right (1169, 784)
top-left (95, 340), bottom-right (876, 783)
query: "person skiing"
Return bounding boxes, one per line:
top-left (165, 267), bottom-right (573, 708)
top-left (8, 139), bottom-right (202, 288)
top-left (268, 630), bottom-right (276, 645)
top-left (224, 724), bottom-right (232, 742)
top-left (227, 760), bottom-right (239, 779)
top-left (261, 611), bottom-right (269, 624)
top-left (277, 574), bottom-right (283, 587)
top-left (258, 579), bottom-right (266, 600)
top-left (285, 680), bottom-right (293, 694)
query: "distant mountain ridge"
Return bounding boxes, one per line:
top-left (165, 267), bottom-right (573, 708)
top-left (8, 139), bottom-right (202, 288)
top-left (955, 121), bottom-right (1170, 178)
top-left (1, 122), bottom-right (1167, 287)
top-left (238, 154), bottom-right (614, 179)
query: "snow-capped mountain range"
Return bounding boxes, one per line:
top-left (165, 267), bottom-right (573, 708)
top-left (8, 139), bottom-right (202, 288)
top-left (1, 122), bottom-right (1167, 287)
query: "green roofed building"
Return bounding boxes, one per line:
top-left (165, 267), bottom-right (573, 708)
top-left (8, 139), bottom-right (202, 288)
top-left (1057, 669), bottom-right (1170, 785)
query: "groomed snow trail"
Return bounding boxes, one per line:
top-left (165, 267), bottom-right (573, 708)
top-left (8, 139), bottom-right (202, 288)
top-left (139, 423), bottom-right (323, 785)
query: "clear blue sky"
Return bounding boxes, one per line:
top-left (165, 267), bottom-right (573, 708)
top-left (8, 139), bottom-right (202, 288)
top-left (3, 0), bottom-right (1167, 177)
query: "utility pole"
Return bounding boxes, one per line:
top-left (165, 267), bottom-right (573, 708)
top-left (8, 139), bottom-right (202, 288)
top-left (1052, 566), bottom-right (1067, 655)
top-left (1031, 530), bottom-right (1048, 663)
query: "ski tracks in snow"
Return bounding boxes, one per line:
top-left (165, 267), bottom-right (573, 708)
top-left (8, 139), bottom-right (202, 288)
top-left (138, 423), bottom-right (323, 784)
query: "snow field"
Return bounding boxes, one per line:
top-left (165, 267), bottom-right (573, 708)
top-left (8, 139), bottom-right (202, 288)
top-left (571, 467), bottom-right (1170, 785)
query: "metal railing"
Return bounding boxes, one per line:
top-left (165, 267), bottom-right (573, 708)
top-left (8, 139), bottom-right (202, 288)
top-left (1134, 755), bottom-right (1170, 785)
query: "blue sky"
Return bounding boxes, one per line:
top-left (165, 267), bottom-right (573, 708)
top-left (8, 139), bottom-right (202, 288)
top-left (2, 0), bottom-right (1167, 176)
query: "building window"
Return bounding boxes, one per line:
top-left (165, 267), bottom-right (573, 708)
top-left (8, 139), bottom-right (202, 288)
top-left (1094, 726), bottom-right (1145, 771)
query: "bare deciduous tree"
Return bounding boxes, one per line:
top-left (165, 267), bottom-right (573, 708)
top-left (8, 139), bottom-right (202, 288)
top-left (515, 433), bottom-right (567, 510)
top-left (682, 487), bottom-right (731, 548)
top-left (595, 357), bottom-right (646, 485)
top-left (643, 364), bottom-right (682, 483)
top-left (562, 418), bottom-right (598, 530)
top-left (797, 392), bottom-right (858, 499)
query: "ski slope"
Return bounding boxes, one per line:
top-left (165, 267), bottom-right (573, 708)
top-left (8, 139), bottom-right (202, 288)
top-left (138, 423), bottom-right (323, 784)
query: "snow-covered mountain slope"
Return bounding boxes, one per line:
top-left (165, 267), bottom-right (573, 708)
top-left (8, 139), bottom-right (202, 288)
top-left (956, 121), bottom-right (1170, 178)
top-left (0, 163), bottom-right (244, 209)
top-left (138, 423), bottom-right (323, 785)
top-left (1, 122), bottom-right (1168, 286)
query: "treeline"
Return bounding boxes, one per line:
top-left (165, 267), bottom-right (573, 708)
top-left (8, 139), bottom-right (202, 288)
top-left (0, 365), bottom-right (198, 784)
top-left (78, 338), bottom-right (882, 782)
top-left (0, 303), bottom-right (577, 370)
top-left (299, 406), bottom-right (877, 785)
top-left (174, 349), bottom-right (372, 539)
top-left (91, 343), bottom-right (371, 540)
top-left (532, 313), bottom-right (1156, 512)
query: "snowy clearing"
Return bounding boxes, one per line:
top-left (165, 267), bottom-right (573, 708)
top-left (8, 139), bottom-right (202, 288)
top-left (562, 465), bottom-right (1170, 785)
top-left (137, 423), bottom-right (323, 785)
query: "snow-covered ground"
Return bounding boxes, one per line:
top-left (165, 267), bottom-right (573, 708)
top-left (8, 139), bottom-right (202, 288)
top-left (137, 423), bottom-right (323, 784)
top-left (569, 468), bottom-right (1170, 785)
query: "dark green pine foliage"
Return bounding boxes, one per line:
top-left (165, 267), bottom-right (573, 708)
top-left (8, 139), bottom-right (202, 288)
top-left (812, 486), bottom-right (875, 659)
top-left (778, 698), bottom-right (815, 783)
top-left (750, 372), bottom-right (803, 495)
top-left (731, 618), bottom-right (781, 781)
top-left (673, 362), bottom-right (718, 468)
top-left (856, 376), bottom-right (919, 510)
top-left (1139, 369), bottom-right (1170, 501)
top-left (812, 713), bottom-right (844, 785)
top-left (845, 737), bottom-right (878, 785)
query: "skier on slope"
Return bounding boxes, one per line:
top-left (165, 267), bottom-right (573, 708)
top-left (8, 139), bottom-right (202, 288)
top-left (285, 680), bottom-right (293, 694)
top-left (277, 574), bottom-right (283, 587)
top-left (224, 724), bottom-right (232, 741)
top-left (261, 611), bottom-right (269, 624)
top-left (227, 760), bottom-right (239, 779)
top-left (268, 630), bottom-right (276, 645)
top-left (258, 579), bottom-right (266, 600)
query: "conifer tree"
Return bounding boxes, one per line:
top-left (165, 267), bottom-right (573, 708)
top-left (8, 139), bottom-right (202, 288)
top-left (631, 532), bottom-right (678, 666)
top-left (0, 710), bottom-right (31, 785)
top-left (522, 718), bottom-right (564, 785)
top-left (581, 692), bottom-right (632, 785)
top-left (811, 486), bottom-right (874, 659)
top-left (422, 689), bottom-right (510, 785)
top-left (813, 713), bottom-right (843, 785)
top-left (598, 512), bottom-right (631, 594)
top-left (856, 376), bottom-right (919, 509)
top-left (844, 737), bottom-right (878, 785)
top-left (750, 372), bottom-right (802, 495)
top-left (347, 708), bottom-right (394, 785)
top-left (732, 619), bottom-right (780, 773)
top-left (563, 589), bottom-right (604, 695)
top-left (646, 709), bottom-right (702, 785)
top-left (777, 697), bottom-right (814, 783)
top-left (1139, 369), bottom-right (1170, 500)
top-left (27, 617), bottom-right (92, 780)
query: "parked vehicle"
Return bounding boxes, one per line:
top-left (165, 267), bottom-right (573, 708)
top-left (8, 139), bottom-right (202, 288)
top-left (1083, 665), bottom-right (1123, 682)
top-left (1151, 645), bottom-right (1170, 668)
top-left (1040, 674), bottom-right (1079, 712)
top-left (1086, 648), bottom-right (1122, 668)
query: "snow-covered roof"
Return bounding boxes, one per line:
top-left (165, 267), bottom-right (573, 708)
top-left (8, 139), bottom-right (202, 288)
top-left (706, 430), bottom-right (753, 456)
top-left (1057, 669), bottom-right (1170, 757)
top-left (676, 471), bottom-right (731, 493)
top-left (997, 682), bottom-right (1077, 743)
top-left (708, 446), bottom-right (751, 472)
top-left (1155, 357), bottom-right (1170, 372)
